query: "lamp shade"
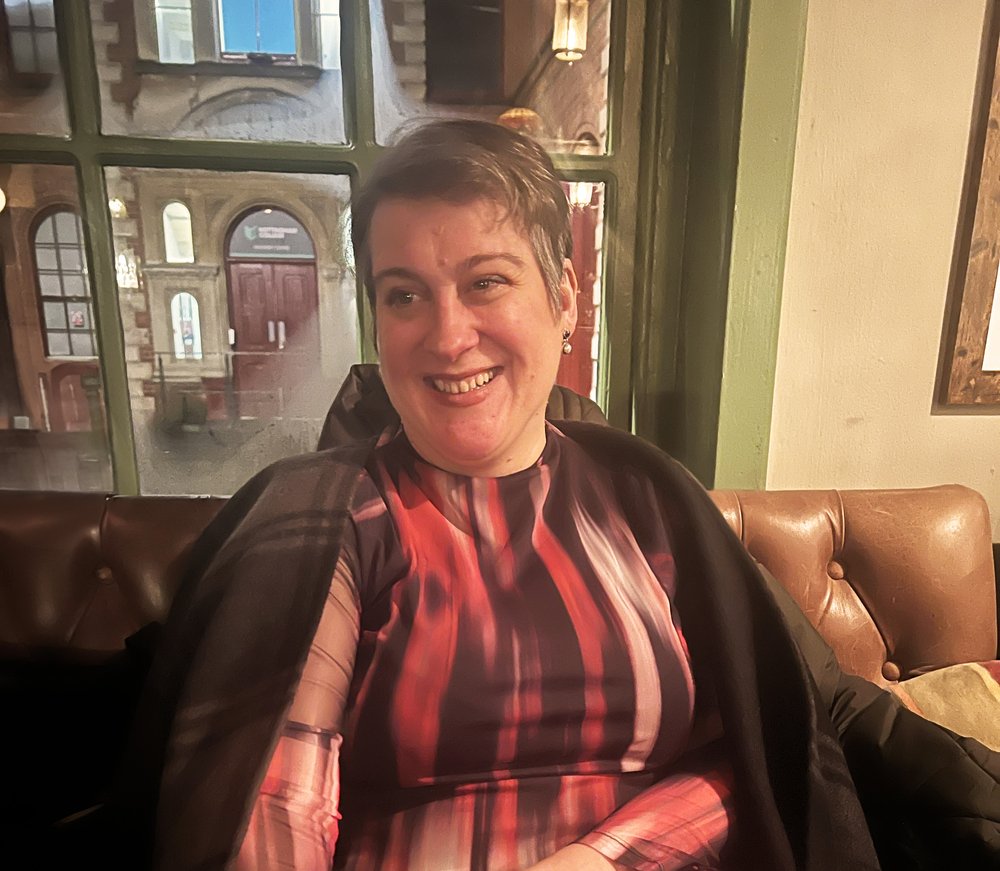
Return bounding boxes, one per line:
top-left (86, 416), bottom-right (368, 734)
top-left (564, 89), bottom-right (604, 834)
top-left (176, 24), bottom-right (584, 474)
top-left (552, 0), bottom-right (589, 62)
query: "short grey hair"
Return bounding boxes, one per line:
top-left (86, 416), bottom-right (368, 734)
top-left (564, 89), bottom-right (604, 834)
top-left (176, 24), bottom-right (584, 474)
top-left (352, 119), bottom-right (573, 312)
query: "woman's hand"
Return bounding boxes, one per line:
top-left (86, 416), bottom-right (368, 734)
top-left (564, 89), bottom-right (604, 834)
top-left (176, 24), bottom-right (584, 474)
top-left (524, 843), bottom-right (622, 870)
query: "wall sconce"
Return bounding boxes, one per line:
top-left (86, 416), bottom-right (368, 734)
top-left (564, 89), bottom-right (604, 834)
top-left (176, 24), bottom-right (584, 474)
top-left (498, 107), bottom-right (544, 137)
top-left (0, 187), bottom-right (6, 214)
top-left (108, 197), bottom-right (128, 219)
top-left (567, 181), bottom-right (594, 208)
top-left (553, 0), bottom-right (589, 62)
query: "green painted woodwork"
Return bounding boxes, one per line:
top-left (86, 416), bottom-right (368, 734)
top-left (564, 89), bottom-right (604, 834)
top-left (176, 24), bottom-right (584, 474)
top-left (0, 0), bottom-right (797, 495)
top-left (0, 0), bottom-right (651, 493)
top-left (714, 0), bottom-right (810, 489)
top-left (62, 0), bottom-right (140, 494)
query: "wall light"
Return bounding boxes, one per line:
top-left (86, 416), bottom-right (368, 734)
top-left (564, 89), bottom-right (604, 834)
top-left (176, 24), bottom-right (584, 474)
top-left (108, 197), bottom-right (128, 218)
top-left (553, 0), bottom-right (589, 63)
top-left (0, 187), bottom-right (6, 214)
top-left (567, 181), bottom-right (594, 208)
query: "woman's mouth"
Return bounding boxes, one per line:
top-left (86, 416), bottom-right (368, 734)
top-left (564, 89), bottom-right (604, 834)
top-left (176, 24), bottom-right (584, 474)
top-left (429, 367), bottom-right (499, 395)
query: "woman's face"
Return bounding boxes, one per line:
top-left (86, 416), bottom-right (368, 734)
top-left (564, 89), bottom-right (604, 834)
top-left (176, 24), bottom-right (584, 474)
top-left (370, 196), bottom-right (577, 477)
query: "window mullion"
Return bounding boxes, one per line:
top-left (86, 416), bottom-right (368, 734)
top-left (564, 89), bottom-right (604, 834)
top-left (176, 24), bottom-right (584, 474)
top-left (343, 0), bottom-right (377, 153)
top-left (341, 0), bottom-right (380, 362)
top-left (57, 1), bottom-right (141, 493)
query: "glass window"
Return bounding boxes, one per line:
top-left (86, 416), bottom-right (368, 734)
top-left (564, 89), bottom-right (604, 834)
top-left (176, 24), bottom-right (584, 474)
top-left (0, 164), bottom-right (112, 492)
top-left (171, 292), bottom-right (203, 359)
top-left (219, 0), bottom-right (296, 57)
top-left (154, 0), bottom-right (195, 64)
top-left (162, 200), bottom-right (195, 262)
top-left (106, 166), bottom-right (357, 496)
top-left (556, 181), bottom-right (605, 401)
top-left (371, 0), bottom-right (612, 153)
top-left (5, 0), bottom-right (57, 74)
top-left (34, 210), bottom-right (97, 359)
top-left (315, 0), bottom-right (341, 70)
top-left (0, 0), bottom-right (67, 133)
top-left (96, 1), bottom-right (345, 142)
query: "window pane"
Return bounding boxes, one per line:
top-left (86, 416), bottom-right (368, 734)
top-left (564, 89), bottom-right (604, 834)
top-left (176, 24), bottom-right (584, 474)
top-left (6, 0), bottom-right (31, 27)
top-left (68, 331), bottom-right (93, 357)
top-left (106, 166), bottom-right (358, 496)
top-left (0, 0), bottom-right (68, 133)
top-left (10, 32), bottom-right (36, 72)
top-left (258, 0), bottom-right (296, 55)
top-left (162, 201), bottom-right (195, 263)
top-left (219, 0), bottom-right (258, 53)
top-left (0, 166), bottom-right (112, 492)
top-left (35, 29), bottom-right (58, 73)
top-left (155, 2), bottom-right (195, 64)
top-left (58, 245), bottom-right (83, 273)
top-left (38, 273), bottom-right (62, 297)
top-left (29, 0), bottom-right (55, 28)
top-left (66, 300), bottom-right (90, 330)
top-left (61, 275), bottom-right (86, 298)
top-left (35, 246), bottom-right (58, 271)
top-left (46, 331), bottom-right (70, 356)
top-left (43, 301), bottom-right (66, 330)
top-left (34, 216), bottom-right (54, 243)
top-left (94, 2), bottom-right (345, 143)
top-left (171, 292), bottom-right (203, 359)
top-left (555, 181), bottom-right (605, 401)
top-left (317, 3), bottom-right (340, 70)
top-left (371, 0), bottom-right (612, 153)
top-left (54, 210), bottom-right (79, 242)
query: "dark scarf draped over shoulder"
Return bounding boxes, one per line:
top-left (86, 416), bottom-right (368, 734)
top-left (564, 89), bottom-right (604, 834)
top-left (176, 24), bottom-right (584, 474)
top-left (106, 418), bottom-right (999, 871)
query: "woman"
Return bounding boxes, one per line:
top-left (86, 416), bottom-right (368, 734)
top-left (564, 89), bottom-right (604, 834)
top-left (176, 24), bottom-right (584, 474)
top-left (115, 121), bottom-right (999, 871)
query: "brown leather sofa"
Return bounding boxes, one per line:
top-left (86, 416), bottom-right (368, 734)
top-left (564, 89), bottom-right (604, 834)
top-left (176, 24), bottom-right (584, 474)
top-left (0, 483), bottom-right (997, 836)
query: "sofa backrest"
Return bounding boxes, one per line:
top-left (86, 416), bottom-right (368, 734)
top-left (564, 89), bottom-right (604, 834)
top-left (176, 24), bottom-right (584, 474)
top-left (709, 485), bottom-right (997, 684)
top-left (0, 485), bottom-right (995, 684)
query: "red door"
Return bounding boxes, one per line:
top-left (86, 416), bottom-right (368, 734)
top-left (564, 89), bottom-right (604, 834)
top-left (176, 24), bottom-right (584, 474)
top-left (227, 261), bottom-right (319, 418)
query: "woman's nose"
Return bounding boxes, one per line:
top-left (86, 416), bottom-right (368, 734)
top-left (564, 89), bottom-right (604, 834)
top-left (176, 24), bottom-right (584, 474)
top-left (425, 296), bottom-right (477, 361)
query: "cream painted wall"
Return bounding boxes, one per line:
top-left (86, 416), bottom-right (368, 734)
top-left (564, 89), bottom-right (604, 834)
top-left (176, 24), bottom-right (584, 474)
top-left (767, 0), bottom-right (1000, 538)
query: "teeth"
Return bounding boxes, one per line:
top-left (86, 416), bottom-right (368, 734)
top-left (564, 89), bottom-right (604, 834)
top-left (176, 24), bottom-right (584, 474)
top-left (432, 368), bottom-right (497, 394)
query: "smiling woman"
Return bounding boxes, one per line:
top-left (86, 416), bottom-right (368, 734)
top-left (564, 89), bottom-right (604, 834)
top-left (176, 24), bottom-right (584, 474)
top-left (370, 197), bottom-right (577, 477)
top-left (117, 121), bottom-right (1000, 871)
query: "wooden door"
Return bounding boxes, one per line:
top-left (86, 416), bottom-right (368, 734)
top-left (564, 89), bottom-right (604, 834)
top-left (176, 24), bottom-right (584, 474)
top-left (227, 260), bottom-right (319, 418)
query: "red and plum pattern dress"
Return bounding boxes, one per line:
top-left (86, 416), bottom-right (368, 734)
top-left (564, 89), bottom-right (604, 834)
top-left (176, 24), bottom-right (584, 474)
top-left (235, 425), bottom-right (734, 871)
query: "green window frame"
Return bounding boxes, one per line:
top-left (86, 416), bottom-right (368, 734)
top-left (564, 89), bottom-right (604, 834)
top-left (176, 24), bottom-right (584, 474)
top-left (0, 1), bottom-right (654, 494)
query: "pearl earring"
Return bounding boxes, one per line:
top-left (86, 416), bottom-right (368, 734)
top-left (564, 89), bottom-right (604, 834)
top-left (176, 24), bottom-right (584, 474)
top-left (561, 329), bottom-right (573, 355)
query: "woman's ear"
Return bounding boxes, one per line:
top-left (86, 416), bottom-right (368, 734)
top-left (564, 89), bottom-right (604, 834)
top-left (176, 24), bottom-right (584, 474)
top-left (559, 258), bottom-right (579, 333)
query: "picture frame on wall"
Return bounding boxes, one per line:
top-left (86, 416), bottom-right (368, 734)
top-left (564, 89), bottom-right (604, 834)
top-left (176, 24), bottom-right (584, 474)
top-left (939, 1), bottom-right (1000, 408)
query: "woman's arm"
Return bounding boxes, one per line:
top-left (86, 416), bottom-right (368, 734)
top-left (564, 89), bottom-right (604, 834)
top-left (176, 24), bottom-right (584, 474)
top-left (526, 843), bottom-right (622, 870)
top-left (569, 743), bottom-right (734, 871)
top-left (231, 554), bottom-right (361, 871)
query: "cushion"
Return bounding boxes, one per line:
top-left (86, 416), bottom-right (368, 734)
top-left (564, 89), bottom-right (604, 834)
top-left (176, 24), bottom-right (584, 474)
top-left (891, 661), bottom-right (1000, 751)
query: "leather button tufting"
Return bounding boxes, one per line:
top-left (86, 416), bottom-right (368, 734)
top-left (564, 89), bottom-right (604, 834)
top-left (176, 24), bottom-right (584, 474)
top-left (882, 661), bottom-right (901, 681)
top-left (827, 560), bottom-right (845, 579)
top-left (95, 566), bottom-right (114, 584)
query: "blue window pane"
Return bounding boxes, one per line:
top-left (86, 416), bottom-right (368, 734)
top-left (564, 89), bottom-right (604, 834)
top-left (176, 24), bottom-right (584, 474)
top-left (259, 0), bottom-right (296, 55)
top-left (220, 0), bottom-right (295, 55)
top-left (219, 0), bottom-right (258, 53)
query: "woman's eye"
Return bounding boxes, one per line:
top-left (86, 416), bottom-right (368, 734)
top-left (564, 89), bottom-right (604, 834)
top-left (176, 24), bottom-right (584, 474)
top-left (384, 289), bottom-right (417, 307)
top-left (472, 276), bottom-right (506, 292)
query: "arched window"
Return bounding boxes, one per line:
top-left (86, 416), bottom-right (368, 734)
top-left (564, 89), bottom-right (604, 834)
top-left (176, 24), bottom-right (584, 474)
top-left (34, 210), bottom-right (95, 358)
top-left (170, 292), bottom-right (202, 360)
top-left (162, 201), bottom-right (195, 263)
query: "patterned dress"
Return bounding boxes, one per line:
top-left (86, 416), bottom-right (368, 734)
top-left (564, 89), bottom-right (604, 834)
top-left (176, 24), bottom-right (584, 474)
top-left (235, 425), bottom-right (734, 871)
